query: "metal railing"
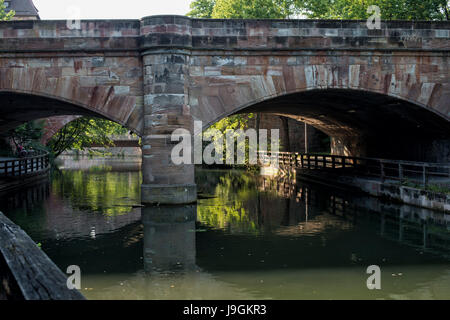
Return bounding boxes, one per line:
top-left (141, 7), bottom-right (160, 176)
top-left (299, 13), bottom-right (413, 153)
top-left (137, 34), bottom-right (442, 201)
top-left (259, 152), bottom-right (450, 187)
top-left (0, 150), bottom-right (50, 179)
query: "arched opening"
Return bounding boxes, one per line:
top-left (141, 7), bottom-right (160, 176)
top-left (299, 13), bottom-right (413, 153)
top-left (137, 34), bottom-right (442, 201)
top-left (0, 92), bottom-right (140, 160)
top-left (205, 89), bottom-right (450, 162)
top-left (46, 116), bottom-right (141, 160)
top-left (0, 91), bottom-right (106, 133)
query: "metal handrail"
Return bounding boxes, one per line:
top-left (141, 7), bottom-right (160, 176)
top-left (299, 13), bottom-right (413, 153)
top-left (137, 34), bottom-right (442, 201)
top-left (0, 150), bottom-right (50, 178)
top-left (258, 151), bottom-right (450, 187)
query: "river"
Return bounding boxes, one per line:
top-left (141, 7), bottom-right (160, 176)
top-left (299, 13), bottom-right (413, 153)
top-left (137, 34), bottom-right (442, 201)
top-left (0, 156), bottom-right (449, 300)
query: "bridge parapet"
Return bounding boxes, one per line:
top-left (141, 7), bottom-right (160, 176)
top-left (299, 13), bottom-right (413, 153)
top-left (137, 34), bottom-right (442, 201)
top-left (188, 19), bottom-right (450, 51)
top-left (0, 20), bottom-right (141, 53)
top-left (0, 18), bottom-right (448, 53)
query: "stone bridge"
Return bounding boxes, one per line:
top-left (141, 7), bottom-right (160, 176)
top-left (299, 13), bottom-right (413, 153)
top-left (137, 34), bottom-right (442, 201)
top-left (0, 16), bottom-right (449, 204)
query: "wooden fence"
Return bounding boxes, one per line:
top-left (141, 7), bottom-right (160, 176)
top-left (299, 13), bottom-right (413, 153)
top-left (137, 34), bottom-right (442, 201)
top-left (0, 151), bottom-right (50, 179)
top-left (259, 152), bottom-right (450, 187)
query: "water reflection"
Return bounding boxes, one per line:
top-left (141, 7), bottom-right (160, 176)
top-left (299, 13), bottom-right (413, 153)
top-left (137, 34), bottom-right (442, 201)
top-left (142, 205), bottom-right (196, 273)
top-left (0, 158), bottom-right (448, 300)
top-left (55, 155), bottom-right (141, 172)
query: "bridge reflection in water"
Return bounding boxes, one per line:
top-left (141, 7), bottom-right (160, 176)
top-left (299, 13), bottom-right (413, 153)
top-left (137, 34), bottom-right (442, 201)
top-left (0, 160), bottom-right (449, 300)
top-left (142, 205), bottom-right (196, 273)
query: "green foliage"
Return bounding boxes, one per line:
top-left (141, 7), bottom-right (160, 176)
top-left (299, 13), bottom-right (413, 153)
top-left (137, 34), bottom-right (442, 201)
top-left (197, 170), bottom-right (261, 233)
top-left (204, 114), bottom-right (257, 167)
top-left (5, 121), bottom-right (46, 156)
top-left (299, 0), bottom-right (449, 20)
top-left (210, 114), bottom-right (250, 132)
top-left (426, 184), bottom-right (450, 194)
top-left (187, 0), bottom-right (216, 18)
top-left (188, 0), bottom-right (299, 18)
top-left (0, 120), bottom-right (51, 160)
top-left (203, 113), bottom-right (281, 167)
top-left (212, 0), bottom-right (299, 18)
top-left (188, 0), bottom-right (449, 20)
top-left (401, 179), bottom-right (450, 194)
top-left (0, 0), bottom-right (15, 21)
top-left (52, 169), bottom-right (142, 216)
top-left (48, 117), bottom-right (131, 158)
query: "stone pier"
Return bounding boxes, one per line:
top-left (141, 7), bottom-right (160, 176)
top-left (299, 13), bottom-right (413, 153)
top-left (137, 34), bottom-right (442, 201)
top-left (140, 16), bottom-right (196, 204)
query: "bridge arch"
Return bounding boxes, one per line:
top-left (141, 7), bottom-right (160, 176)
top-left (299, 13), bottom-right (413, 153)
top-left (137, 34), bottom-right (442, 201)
top-left (0, 56), bottom-right (145, 143)
top-left (192, 69), bottom-right (450, 161)
top-left (0, 88), bottom-right (142, 135)
top-left (40, 115), bottom-right (141, 149)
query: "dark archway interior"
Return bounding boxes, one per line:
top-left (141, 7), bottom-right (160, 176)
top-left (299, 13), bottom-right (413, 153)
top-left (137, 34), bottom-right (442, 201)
top-left (2, 90), bottom-right (449, 162)
top-left (0, 92), bottom-right (103, 133)
top-left (241, 89), bottom-right (450, 162)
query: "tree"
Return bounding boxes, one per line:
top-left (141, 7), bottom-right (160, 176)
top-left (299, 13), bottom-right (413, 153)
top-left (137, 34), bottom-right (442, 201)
top-left (298, 0), bottom-right (449, 20)
top-left (211, 0), bottom-right (299, 18)
top-left (0, 0), bottom-right (15, 21)
top-left (188, 0), bottom-right (449, 20)
top-left (205, 113), bottom-right (253, 166)
top-left (8, 121), bottom-right (45, 153)
top-left (48, 117), bottom-right (131, 158)
top-left (187, 0), bottom-right (216, 18)
top-left (188, 0), bottom-right (299, 18)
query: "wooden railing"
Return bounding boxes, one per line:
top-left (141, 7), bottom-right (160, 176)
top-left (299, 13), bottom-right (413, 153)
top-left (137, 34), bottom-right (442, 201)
top-left (0, 212), bottom-right (85, 300)
top-left (0, 151), bottom-right (50, 179)
top-left (259, 152), bottom-right (450, 187)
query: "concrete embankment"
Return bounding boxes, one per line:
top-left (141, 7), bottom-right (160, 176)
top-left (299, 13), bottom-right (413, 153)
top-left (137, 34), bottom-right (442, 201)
top-left (294, 169), bottom-right (450, 213)
top-left (0, 212), bottom-right (85, 300)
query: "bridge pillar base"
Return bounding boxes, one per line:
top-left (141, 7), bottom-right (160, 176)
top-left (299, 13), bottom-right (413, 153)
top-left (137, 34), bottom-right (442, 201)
top-left (141, 184), bottom-right (197, 205)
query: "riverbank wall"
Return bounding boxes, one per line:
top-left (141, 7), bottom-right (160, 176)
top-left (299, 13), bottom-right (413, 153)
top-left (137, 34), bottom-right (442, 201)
top-left (295, 169), bottom-right (450, 213)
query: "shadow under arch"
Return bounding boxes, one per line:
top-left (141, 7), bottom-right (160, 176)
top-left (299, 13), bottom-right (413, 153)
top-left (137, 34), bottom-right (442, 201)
top-left (200, 88), bottom-right (450, 161)
top-left (0, 90), bottom-right (142, 135)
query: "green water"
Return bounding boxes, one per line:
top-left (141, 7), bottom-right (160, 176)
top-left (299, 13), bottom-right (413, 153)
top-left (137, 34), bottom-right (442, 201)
top-left (0, 157), bottom-right (449, 300)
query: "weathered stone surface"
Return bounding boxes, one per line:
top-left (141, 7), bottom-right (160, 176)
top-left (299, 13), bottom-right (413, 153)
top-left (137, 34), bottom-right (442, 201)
top-left (40, 115), bottom-right (81, 144)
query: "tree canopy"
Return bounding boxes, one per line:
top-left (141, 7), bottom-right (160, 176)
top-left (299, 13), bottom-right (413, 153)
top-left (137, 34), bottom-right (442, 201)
top-left (188, 0), bottom-right (216, 18)
top-left (188, 0), bottom-right (299, 18)
top-left (188, 0), bottom-right (449, 20)
top-left (211, 0), bottom-right (299, 19)
top-left (48, 117), bottom-right (131, 158)
top-left (0, 0), bottom-right (15, 21)
top-left (300, 0), bottom-right (449, 20)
